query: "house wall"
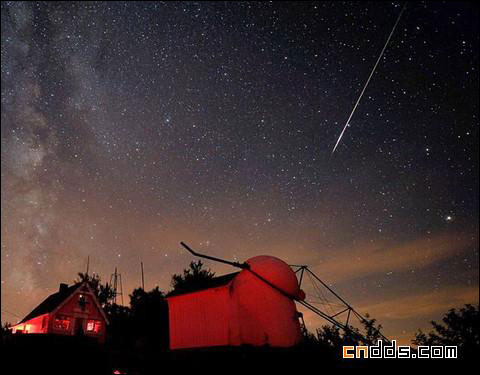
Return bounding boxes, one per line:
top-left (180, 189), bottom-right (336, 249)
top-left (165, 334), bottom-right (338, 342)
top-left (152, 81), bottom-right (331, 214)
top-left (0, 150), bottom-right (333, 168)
top-left (11, 314), bottom-right (49, 334)
top-left (51, 290), bottom-right (106, 342)
top-left (9, 283), bottom-right (108, 344)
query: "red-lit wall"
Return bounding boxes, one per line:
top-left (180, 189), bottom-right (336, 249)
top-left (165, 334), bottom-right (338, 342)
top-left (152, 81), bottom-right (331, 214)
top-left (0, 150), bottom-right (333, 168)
top-left (53, 291), bottom-right (106, 343)
top-left (231, 269), bottom-right (302, 347)
top-left (167, 256), bottom-right (303, 350)
top-left (11, 314), bottom-right (49, 334)
top-left (11, 287), bottom-right (107, 343)
top-left (168, 286), bottom-right (232, 349)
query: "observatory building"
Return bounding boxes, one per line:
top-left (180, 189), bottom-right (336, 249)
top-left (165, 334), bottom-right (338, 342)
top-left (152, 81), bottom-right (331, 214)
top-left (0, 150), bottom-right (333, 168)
top-left (8, 255), bottom-right (306, 350)
top-left (167, 255), bottom-right (305, 350)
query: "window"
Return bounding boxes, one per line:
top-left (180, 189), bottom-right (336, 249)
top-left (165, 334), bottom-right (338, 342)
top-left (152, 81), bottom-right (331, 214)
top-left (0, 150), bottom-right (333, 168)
top-left (86, 319), bottom-right (102, 334)
top-left (53, 316), bottom-right (71, 330)
top-left (78, 294), bottom-right (88, 311)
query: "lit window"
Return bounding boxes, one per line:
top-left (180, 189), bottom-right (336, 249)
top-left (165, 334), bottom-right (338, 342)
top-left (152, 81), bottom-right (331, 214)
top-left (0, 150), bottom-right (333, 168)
top-left (78, 294), bottom-right (88, 311)
top-left (53, 316), bottom-right (71, 330)
top-left (86, 319), bottom-right (101, 333)
top-left (15, 325), bottom-right (25, 333)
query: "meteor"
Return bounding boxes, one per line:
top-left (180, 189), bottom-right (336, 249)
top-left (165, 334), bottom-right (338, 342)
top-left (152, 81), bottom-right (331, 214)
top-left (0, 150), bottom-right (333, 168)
top-left (331, 3), bottom-right (407, 155)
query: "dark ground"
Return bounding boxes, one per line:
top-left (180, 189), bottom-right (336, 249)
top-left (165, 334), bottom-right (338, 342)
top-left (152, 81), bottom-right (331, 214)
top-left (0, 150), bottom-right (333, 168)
top-left (1, 334), bottom-right (473, 374)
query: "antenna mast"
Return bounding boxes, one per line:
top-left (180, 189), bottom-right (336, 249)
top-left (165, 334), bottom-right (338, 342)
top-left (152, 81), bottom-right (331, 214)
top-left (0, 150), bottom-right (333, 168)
top-left (109, 267), bottom-right (124, 306)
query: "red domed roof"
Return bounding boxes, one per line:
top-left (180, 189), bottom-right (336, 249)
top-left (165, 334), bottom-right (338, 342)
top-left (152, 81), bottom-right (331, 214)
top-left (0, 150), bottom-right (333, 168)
top-left (246, 255), bottom-right (301, 299)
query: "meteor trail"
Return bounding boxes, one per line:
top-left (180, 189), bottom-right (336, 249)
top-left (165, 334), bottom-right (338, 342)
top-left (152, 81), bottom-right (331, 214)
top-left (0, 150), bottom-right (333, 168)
top-left (331, 3), bottom-right (407, 155)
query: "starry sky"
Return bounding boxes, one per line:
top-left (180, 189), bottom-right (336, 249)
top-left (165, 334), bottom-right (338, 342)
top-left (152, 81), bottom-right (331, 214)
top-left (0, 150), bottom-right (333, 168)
top-left (1, 1), bottom-right (478, 345)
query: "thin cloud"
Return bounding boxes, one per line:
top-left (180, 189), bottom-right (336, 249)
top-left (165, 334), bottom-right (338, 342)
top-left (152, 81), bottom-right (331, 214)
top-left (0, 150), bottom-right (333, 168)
top-left (358, 285), bottom-right (479, 320)
top-left (310, 232), bottom-right (476, 283)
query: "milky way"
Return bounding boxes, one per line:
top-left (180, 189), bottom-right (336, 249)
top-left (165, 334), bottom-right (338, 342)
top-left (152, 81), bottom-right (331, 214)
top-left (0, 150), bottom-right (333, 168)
top-left (1, 2), bottom-right (478, 344)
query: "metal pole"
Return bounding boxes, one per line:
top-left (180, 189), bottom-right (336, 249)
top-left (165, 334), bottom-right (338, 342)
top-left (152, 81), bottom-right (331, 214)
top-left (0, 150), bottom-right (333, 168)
top-left (141, 261), bottom-right (145, 290)
top-left (114, 267), bottom-right (117, 305)
top-left (298, 300), bottom-right (366, 342)
top-left (330, 307), bottom-right (350, 319)
top-left (298, 266), bottom-right (305, 288)
top-left (119, 273), bottom-right (124, 306)
top-left (180, 242), bottom-right (297, 300)
top-left (305, 268), bottom-right (353, 309)
top-left (301, 267), bottom-right (390, 343)
top-left (298, 300), bottom-right (349, 331)
top-left (180, 242), bottom-right (250, 269)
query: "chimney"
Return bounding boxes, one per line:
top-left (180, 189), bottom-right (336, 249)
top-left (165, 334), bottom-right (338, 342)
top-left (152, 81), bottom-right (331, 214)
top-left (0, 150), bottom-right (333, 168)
top-left (59, 283), bottom-right (69, 293)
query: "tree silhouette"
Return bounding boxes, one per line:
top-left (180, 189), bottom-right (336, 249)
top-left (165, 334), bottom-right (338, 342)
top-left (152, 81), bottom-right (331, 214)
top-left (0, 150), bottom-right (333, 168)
top-left (296, 311), bottom-right (386, 361)
top-left (129, 287), bottom-right (170, 364)
top-left (167, 260), bottom-right (215, 296)
top-left (130, 287), bottom-right (167, 324)
top-left (1, 322), bottom-right (12, 341)
top-left (360, 313), bottom-right (385, 345)
top-left (413, 304), bottom-right (479, 358)
top-left (317, 325), bottom-right (352, 354)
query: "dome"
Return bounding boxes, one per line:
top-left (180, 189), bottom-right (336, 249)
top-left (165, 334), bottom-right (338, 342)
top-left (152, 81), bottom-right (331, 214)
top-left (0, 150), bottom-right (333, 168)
top-left (245, 255), bottom-right (301, 299)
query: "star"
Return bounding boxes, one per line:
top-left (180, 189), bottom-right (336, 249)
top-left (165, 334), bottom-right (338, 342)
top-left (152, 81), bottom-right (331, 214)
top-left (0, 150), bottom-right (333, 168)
top-left (0, 1), bottom-right (477, 348)
top-left (445, 215), bottom-right (454, 223)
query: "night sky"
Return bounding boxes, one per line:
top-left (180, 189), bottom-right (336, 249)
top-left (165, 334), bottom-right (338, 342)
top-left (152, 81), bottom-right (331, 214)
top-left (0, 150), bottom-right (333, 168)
top-left (1, 1), bottom-right (478, 344)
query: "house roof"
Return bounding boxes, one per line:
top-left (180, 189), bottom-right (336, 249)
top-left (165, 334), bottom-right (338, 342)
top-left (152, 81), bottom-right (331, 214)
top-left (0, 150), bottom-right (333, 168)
top-left (166, 272), bottom-right (239, 297)
top-left (18, 282), bottom-right (83, 324)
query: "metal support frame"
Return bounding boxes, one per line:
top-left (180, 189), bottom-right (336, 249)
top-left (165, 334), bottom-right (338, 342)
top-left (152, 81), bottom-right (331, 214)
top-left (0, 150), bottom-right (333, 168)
top-left (290, 264), bottom-right (390, 343)
top-left (178, 242), bottom-right (389, 344)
